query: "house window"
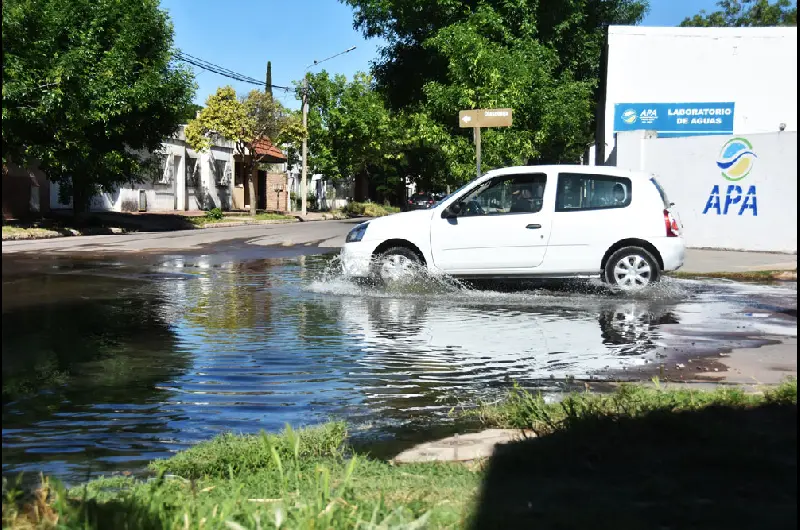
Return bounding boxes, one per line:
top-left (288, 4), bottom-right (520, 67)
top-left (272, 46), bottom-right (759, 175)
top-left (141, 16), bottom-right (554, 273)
top-left (555, 173), bottom-right (632, 212)
top-left (186, 157), bottom-right (199, 186)
top-left (213, 159), bottom-right (230, 187)
top-left (150, 154), bottom-right (169, 184)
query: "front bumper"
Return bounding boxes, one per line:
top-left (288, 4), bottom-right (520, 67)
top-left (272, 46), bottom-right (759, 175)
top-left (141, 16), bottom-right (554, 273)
top-left (340, 243), bottom-right (375, 278)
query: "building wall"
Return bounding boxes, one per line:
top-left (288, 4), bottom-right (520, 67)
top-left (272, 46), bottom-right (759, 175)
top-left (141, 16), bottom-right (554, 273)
top-left (616, 130), bottom-right (796, 253)
top-left (600, 26), bottom-right (797, 164)
top-left (3, 162), bottom-right (50, 219)
top-left (50, 127), bottom-right (236, 212)
top-left (265, 172), bottom-right (289, 211)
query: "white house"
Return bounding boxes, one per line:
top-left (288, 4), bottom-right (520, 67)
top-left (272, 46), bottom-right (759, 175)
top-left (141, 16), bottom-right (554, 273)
top-left (50, 126), bottom-right (291, 213)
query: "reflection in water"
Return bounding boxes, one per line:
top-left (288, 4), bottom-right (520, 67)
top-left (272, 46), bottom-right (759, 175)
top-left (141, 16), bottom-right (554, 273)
top-left (1, 254), bottom-right (795, 483)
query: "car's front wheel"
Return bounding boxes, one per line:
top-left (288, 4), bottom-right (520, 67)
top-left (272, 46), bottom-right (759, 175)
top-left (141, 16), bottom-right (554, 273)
top-left (604, 247), bottom-right (661, 290)
top-left (373, 247), bottom-right (421, 283)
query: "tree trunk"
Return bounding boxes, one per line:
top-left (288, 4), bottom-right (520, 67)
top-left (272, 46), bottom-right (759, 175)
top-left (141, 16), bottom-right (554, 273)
top-left (72, 185), bottom-right (90, 223)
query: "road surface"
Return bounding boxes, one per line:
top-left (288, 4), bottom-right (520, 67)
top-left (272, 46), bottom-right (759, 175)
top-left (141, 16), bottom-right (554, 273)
top-left (3, 220), bottom-right (796, 273)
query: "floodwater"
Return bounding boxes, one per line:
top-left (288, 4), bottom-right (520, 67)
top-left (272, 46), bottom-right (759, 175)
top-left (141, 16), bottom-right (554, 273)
top-left (2, 252), bottom-right (796, 484)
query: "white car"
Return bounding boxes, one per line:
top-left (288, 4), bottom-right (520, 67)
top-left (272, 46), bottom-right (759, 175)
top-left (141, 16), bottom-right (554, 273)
top-left (341, 165), bottom-right (684, 290)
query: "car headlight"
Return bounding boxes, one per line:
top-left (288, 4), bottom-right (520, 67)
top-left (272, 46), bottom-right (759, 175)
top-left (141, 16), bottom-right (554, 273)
top-left (346, 222), bottom-right (369, 243)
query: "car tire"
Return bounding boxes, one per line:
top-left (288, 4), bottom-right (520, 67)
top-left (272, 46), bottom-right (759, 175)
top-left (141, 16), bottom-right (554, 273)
top-left (603, 246), bottom-right (661, 290)
top-left (372, 247), bottom-right (421, 284)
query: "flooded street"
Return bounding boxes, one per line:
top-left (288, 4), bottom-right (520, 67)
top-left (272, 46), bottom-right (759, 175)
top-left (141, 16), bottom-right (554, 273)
top-left (2, 250), bottom-right (796, 484)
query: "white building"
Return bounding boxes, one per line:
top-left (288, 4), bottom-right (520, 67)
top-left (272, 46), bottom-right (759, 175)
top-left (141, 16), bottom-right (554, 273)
top-left (594, 26), bottom-right (797, 165)
top-left (51, 126), bottom-right (290, 213)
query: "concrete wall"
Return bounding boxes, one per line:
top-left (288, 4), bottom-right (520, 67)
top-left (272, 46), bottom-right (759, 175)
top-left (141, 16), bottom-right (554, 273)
top-left (50, 127), bottom-right (236, 212)
top-left (600, 26), bottom-right (797, 164)
top-left (616, 130), bottom-right (797, 253)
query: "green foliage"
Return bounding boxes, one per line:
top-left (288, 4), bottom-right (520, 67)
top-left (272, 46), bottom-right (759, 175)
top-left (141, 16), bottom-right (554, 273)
top-left (2, 0), bottom-right (196, 213)
top-left (148, 422), bottom-right (349, 478)
top-left (681, 0), bottom-right (797, 27)
top-left (339, 0), bottom-right (649, 187)
top-left (472, 378), bottom-right (797, 434)
top-left (340, 202), bottom-right (401, 217)
top-left (204, 207), bottom-right (224, 221)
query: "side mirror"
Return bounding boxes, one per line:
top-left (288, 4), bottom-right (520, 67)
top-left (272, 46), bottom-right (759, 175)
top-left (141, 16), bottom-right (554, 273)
top-left (442, 201), bottom-right (463, 219)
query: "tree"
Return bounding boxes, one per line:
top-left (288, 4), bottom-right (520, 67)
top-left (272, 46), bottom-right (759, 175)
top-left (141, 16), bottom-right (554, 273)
top-left (179, 103), bottom-right (204, 123)
top-left (296, 71), bottom-right (445, 203)
top-left (185, 86), bottom-right (301, 216)
top-left (339, 0), bottom-right (648, 187)
top-left (2, 0), bottom-right (196, 214)
top-left (681, 0), bottom-right (797, 27)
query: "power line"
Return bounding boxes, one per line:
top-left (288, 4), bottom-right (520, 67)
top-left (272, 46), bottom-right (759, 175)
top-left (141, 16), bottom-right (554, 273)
top-left (174, 51), bottom-right (293, 92)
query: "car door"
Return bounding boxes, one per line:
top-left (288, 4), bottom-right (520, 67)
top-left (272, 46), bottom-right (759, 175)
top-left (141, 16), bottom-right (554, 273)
top-left (545, 171), bottom-right (635, 273)
top-left (429, 172), bottom-right (553, 273)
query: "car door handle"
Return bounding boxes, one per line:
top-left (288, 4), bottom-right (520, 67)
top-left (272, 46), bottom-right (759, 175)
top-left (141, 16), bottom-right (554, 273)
top-left (526, 224), bottom-right (541, 229)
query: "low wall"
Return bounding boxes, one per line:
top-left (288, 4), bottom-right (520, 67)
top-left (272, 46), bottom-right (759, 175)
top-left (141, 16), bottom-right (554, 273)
top-left (616, 130), bottom-right (797, 253)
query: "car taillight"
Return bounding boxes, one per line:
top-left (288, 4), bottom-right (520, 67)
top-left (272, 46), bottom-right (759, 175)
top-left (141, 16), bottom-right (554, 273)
top-left (664, 209), bottom-right (680, 237)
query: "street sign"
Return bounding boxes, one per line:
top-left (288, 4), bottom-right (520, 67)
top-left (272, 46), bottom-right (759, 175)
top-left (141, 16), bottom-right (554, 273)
top-left (458, 108), bottom-right (513, 128)
top-left (458, 108), bottom-right (514, 179)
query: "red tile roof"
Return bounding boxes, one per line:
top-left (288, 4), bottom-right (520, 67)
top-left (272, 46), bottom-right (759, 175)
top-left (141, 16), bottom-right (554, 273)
top-left (252, 138), bottom-right (286, 161)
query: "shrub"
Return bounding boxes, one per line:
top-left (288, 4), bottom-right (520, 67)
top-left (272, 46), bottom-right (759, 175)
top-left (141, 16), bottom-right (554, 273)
top-left (205, 208), bottom-right (224, 221)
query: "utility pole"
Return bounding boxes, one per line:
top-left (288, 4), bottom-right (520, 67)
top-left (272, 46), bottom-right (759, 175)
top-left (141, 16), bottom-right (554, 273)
top-left (265, 61), bottom-right (272, 96)
top-left (301, 74), bottom-right (309, 217)
top-left (300, 46), bottom-right (357, 218)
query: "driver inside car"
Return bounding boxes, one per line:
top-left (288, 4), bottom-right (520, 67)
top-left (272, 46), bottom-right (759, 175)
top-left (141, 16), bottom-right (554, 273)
top-left (511, 187), bottom-right (534, 212)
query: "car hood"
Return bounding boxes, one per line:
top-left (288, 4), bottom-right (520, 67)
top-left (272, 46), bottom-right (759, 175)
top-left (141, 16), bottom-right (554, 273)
top-left (368, 208), bottom-right (433, 226)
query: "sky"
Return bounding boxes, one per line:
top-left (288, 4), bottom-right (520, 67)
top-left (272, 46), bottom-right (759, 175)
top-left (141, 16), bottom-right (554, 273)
top-left (160, 0), bottom-right (722, 110)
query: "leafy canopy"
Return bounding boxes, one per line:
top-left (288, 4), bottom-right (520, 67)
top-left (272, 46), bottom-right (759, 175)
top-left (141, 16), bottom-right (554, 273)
top-left (337, 0), bottom-right (648, 187)
top-left (186, 86), bottom-right (300, 155)
top-left (681, 0), bottom-right (797, 27)
top-left (2, 0), bottom-right (196, 211)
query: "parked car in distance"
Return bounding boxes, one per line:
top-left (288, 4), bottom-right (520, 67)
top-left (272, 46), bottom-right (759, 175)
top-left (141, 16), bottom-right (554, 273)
top-left (407, 192), bottom-right (436, 210)
top-left (342, 165), bottom-right (684, 290)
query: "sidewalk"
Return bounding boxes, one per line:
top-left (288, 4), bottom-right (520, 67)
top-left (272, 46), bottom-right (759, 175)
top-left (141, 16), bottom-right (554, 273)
top-left (682, 249), bottom-right (797, 274)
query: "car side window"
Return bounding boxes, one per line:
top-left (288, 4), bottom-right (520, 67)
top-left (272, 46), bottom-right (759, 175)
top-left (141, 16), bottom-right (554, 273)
top-left (555, 173), bottom-right (632, 212)
top-left (460, 174), bottom-right (547, 216)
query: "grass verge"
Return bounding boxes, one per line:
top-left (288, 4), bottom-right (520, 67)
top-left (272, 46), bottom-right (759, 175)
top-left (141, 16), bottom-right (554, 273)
top-left (3, 380), bottom-right (795, 529)
top-left (188, 213), bottom-right (297, 227)
top-left (339, 202), bottom-right (401, 218)
top-left (669, 269), bottom-right (797, 282)
top-left (1, 223), bottom-right (129, 241)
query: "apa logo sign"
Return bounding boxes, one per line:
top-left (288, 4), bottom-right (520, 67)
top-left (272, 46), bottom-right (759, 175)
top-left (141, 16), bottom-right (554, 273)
top-left (702, 138), bottom-right (758, 217)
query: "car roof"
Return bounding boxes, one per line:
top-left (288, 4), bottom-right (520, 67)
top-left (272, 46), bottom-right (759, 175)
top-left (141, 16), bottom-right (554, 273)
top-left (483, 165), bottom-right (653, 180)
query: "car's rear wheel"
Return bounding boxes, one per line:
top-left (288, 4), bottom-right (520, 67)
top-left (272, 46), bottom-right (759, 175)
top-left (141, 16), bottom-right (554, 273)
top-left (373, 247), bottom-right (421, 283)
top-left (604, 247), bottom-right (660, 290)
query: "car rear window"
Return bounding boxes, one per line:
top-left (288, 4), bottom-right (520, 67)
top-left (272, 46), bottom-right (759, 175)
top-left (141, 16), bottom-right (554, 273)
top-left (555, 173), bottom-right (632, 212)
top-left (650, 176), bottom-right (672, 209)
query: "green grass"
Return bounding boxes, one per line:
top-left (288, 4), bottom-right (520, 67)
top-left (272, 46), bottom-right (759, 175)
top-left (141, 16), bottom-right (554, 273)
top-left (339, 202), bottom-right (401, 218)
top-left (3, 380), bottom-right (796, 529)
top-left (1, 226), bottom-right (63, 240)
top-left (469, 378), bottom-right (797, 434)
top-left (669, 269), bottom-right (797, 282)
top-left (189, 213), bottom-right (296, 227)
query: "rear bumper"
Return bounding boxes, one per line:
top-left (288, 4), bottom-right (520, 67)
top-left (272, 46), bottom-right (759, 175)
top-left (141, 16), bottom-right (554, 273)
top-left (652, 236), bottom-right (685, 271)
top-left (340, 243), bottom-right (375, 278)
